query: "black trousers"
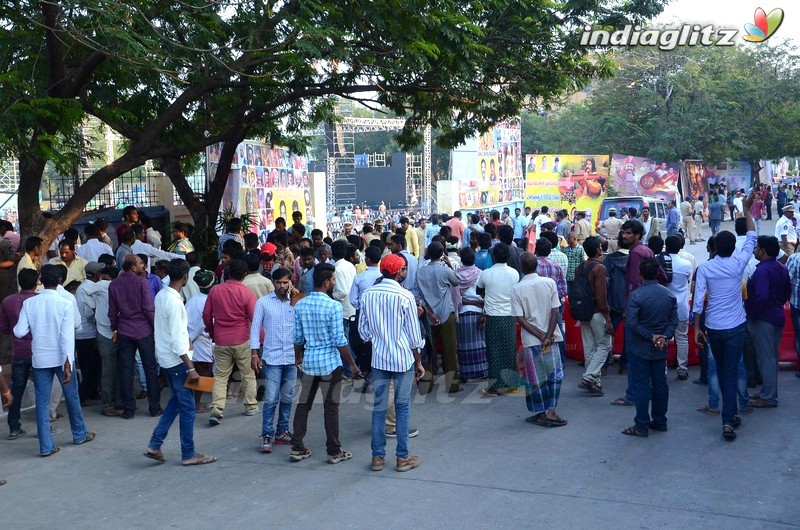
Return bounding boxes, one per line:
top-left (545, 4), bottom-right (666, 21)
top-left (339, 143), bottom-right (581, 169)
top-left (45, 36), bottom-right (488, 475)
top-left (349, 311), bottom-right (372, 373)
top-left (76, 338), bottom-right (101, 402)
top-left (118, 334), bottom-right (161, 417)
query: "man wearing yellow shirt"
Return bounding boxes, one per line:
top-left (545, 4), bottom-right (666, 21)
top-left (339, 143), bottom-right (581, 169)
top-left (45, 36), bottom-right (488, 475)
top-left (48, 240), bottom-right (88, 292)
top-left (400, 217), bottom-right (420, 258)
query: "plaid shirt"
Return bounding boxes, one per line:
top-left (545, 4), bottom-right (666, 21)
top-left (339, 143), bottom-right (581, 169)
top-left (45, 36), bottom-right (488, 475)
top-left (562, 245), bottom-right (587, 282)
top-left (550, 249), bottom-right (569, 274)
top-left (536, 257), bottom-right (567, 299)
top-left (293, 292), bottom-right (348, 376)
top-left (787, 253), bottom-right (800, 308)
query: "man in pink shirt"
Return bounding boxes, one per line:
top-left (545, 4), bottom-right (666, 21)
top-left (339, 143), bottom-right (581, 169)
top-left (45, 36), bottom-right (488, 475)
top-left (749, 190), bottom-right (766, 234)
top-left (445, 211), bottom-right (466, 244)
top-left (203, 259), bottom-right (257, 425)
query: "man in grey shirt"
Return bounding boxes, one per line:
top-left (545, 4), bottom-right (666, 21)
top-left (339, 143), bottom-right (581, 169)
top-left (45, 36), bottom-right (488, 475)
top-left (415, 242), bottom-right (460, 393)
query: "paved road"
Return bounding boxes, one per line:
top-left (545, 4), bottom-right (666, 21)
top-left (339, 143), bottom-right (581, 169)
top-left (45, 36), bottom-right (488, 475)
top-left (3, 215), bottom-right (798, 528)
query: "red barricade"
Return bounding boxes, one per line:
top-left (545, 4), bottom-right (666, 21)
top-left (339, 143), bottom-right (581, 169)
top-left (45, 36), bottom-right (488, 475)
top-left (563, 300), bottom-right (799, 367)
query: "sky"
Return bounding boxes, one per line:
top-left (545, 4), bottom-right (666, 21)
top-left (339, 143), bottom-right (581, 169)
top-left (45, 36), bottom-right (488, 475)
top-left (652, 0), bottom-right (796, 44)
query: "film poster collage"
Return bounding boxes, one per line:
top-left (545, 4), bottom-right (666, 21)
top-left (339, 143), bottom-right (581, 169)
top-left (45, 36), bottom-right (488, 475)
top-left (212, 140), bottom-right (312, 243)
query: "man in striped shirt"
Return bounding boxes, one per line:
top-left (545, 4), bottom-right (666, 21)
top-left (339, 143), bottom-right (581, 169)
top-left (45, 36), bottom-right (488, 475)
top-left (359, 253), bottom-right (425, 472)
top-left (290, 263), bottom-right (360, 464)
top-left (250, 268), bottom-right (296, 454)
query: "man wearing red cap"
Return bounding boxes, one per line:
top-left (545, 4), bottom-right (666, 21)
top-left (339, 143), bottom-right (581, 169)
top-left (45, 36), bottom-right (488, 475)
top-left (358, 253), bottom-right (425, 472)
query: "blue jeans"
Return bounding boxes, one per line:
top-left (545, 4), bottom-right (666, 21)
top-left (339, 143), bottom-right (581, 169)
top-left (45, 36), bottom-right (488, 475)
top-left (148, 363), bottom-right (195, 460)
top-left (371, 367), bottom-right (414, 459)
top-left (629, 355), bottom-right (668, 433)
top-left (261, 364), bottom-right (297, 438)
top-left (8, 359), bottom-right (32, 434)
top-left (707, 354), bottom-right (749, 410)
top-left (706, 323), bottom-right (746, 426)
top-left (33, 365), bottom-right (87, 455)
top-left (667, 227), bottom-right (678, 237)
top-left (710, 219), bottom-right (721, 235)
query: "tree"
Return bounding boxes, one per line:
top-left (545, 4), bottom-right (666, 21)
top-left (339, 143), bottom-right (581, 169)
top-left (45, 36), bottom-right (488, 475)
top-left (522, 41), bottom-right (800, 178)
top-left (1, 0), bottom-right (667, 250)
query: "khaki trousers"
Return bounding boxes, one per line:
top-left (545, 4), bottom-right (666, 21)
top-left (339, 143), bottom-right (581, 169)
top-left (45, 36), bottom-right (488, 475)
top-left (210, 341), bottom-right (257, 418)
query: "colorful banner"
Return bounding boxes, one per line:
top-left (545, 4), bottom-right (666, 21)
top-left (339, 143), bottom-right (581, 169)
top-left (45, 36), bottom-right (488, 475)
top-left (457, 118), bottom-right (524, 209)
top-left (212, 140), bottom-right (312, 243)
top-left (705, 161), bottom-right (751, 193)
top-left (611, 154), bottom-right (680, 202)
top-left (681, 160), bottom-right (707, 202)
top-left (525, 155), bottom-right (610, 222)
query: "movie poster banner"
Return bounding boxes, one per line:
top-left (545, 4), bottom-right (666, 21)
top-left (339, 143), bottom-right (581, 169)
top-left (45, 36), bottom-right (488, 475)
top-left (611, 154), bottom-right (681, 202)
top-left (457, 118), bottom-right (524, 209)
top-left (525, 155), bottom-right (610, 222)
top-left (705, 161), bottom-right (751, 193)
top-left (212, 140), bottom-right (312, 243)
top-left (680, 160), bottom-right (707, 203)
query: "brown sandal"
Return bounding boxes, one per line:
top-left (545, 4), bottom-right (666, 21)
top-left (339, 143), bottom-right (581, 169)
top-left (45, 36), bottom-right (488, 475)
top-left (621, 425), bottom-right (648, 437)
top-left (144, 449), bottom-right (166, 462)
top-left (182, 454), bottom-right (217, 466)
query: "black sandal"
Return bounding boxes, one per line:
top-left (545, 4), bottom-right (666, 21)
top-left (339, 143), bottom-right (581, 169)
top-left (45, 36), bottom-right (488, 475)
top-left (722, 425), bottom-right (736, 441)
top-left (526, 414), bottom-right (550, 427)
top-left (547, 415), bottom-right (568, 427)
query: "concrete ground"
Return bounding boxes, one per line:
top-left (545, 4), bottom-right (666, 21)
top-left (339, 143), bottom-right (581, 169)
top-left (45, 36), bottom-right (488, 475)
top-left (3, 214), bottom-right (797, 528)
top-left (2, 362), bottom-right (799, 528)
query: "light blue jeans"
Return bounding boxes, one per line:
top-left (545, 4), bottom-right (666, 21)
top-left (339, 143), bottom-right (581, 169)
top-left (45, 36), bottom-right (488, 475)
top-left (33, 366), bottom-right (87, 455)
top-left (371, 367), bottom-right (414, 459)
top-left (707, 353), bottom-right (749, 410)
top-left (261, 364), bottom-right (297, 438)
top-left (148, 363), bottom-right (195, 460)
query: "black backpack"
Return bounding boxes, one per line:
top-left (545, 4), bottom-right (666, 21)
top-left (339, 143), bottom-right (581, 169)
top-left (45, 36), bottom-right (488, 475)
top-left (569, 261), bottom-right (600, 322)
top-left (656, 252), bottom-right (673, 283)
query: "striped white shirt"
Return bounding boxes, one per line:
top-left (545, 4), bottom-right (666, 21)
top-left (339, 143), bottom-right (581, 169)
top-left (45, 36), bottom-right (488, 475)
top-left (358, 279), bottom-right (424, 372)
top-left (250, 292), bottom-right (295, 366)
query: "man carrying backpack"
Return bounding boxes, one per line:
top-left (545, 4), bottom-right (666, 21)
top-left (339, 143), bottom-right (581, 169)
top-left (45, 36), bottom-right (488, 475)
top-left (572, 237), bottom-right (613, 395)
top-left (603, 233), bottom-right (630, 375)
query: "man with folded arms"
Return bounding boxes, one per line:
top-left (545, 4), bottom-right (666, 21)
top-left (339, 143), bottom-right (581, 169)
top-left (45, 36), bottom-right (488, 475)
top-left (144, 259), bottom-right (216, 466)
top-left (358, 254), bottom-right (425, 472)
top-left (15, 264), bottom-right (94, 456)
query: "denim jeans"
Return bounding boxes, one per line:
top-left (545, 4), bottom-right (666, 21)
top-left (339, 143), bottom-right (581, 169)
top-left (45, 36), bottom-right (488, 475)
top-left (371, 367), bottom-right (415, 459)
top-left (707, 354), bottom-right (749, 410)
top-left (8, 359), bottom-right (32, 434)
top-left (706, 323), bottom-right (746, 426)
top-left (710, 219), bottom-right (721, 235)
top-left (148, 363), bottom-right (195, 461)
top-left (119, 334), bottom-right (160, 417)
top-left (629, 355), bottom-right (668, 433)
top-left (33, 365), bottom-right (87, 455)
top-left (261, 364), bottom-right (297, 438)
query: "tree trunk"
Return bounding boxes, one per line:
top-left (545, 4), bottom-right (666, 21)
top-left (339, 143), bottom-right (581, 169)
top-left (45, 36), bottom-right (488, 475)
top-left (750, 159), bottom-right (763, 187)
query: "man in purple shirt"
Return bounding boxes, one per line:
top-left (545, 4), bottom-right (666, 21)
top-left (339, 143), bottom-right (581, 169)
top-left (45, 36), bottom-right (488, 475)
top-left (0, 268), bottom-right (38, 439)
top-left (108, 254), bottom-right (160, 419)
top-left (746, 235), bottom-right (791, 408)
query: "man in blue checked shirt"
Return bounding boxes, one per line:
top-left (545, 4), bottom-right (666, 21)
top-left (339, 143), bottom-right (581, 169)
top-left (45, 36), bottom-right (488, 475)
top-left (250, 268), bottom-right (297, 455)
top-left (290, 263), bottom-right (360, 465)
top-left (358, 253), bottom-right (425, 473)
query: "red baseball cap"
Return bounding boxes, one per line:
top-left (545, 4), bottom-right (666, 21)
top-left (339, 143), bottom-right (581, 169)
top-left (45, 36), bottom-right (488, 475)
top-left (260, 242), bottom-right (277, 256)
top-left (380, 253), bottom-right (405, 275)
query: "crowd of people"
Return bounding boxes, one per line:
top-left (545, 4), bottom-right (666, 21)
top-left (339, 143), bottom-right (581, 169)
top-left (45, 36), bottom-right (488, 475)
top-left (0, 191), bottom-right (796, 484)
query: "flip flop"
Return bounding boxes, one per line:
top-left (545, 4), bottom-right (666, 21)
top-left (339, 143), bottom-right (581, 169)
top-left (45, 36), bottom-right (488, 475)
top-left (547, 415), bottom-right (568, 427)
top-left (41, 447), bottom-right (61, 457)
top-left (144, 450), bottom-right (166, 462)
top-left (75, 432), bottom-right (96, 445)
top-left (610, 397), bottom-right (634, 406)
top-left (480, 388), bottom-right (502, 397)
top-left (696, 405), bottom-right (720, 415)
top-left (722, 425), bottom-right (736, 441)
top-left (182, 454), bottom-right (217, 466)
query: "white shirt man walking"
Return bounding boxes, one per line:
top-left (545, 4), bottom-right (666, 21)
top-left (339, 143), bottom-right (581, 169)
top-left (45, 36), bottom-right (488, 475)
top-left (144, 259), bottom-right (216, 466)
top-left (14, 264), bottom-right (95, 457)
top-left (358, 253), bottom-right (425, 472)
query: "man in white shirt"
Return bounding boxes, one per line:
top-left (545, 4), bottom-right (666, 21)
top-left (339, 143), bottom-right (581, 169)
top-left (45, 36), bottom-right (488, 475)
top-left (532, 206), bottom-right (551, 241)
top-left (665, 236), bottom-right (693, 380)
top-left (77, 223), bottom-right (113, 263)
top-left (358, 253), bottom-right (425, 473)
top-left (477, 243), bottom-right (521, 397)
top-left (144, 259), bottom-right (216, 466)
top-left (733, 192), bottom-right (744, 219)
top-left (75, 262), bottom-right (104, 403)
top-left (694, 196), bottom-right (705, 242)
top-left (131, 224), bottom-right (181, 271)
top-left (511, 253), bottom-right (566, 427)
top-left (331, 240), bottom-right (358, 378)
top-left (250, 268), bottom-right (297, 454)
top-left (775, 204), bottom-right (797, 256)
top-left (14, 264), bottom-right (94, 457)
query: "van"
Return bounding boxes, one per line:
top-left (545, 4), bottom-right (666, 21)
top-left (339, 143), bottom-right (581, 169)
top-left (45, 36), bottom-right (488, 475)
top-left (596, 196), bottom-right (675, 236)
